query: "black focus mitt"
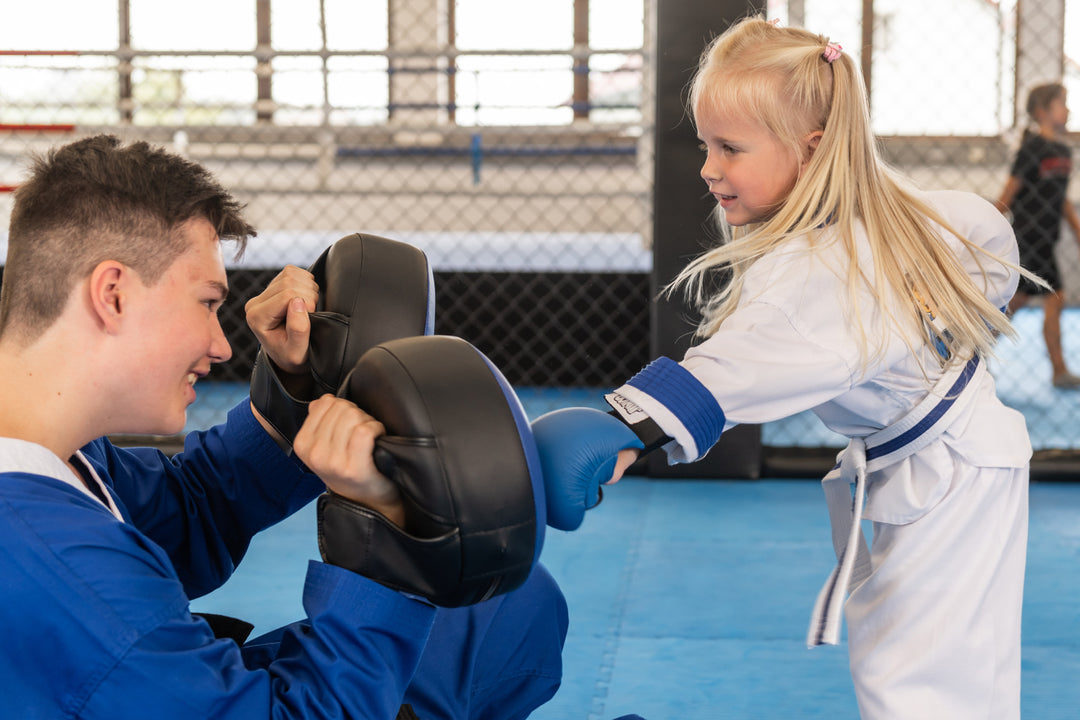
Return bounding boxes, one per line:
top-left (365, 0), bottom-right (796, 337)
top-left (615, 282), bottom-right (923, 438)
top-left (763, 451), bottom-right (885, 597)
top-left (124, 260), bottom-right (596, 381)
top-left (318, 335), bottom-right (546, 607)
top-left (250, 233), bottom-right (434, 444)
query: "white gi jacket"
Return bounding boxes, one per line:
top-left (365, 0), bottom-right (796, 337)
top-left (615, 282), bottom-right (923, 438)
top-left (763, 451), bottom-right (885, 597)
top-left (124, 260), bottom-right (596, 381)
top-left (613, 189), bottom-right (1031, 511)
top-left (609, 189), bottom-right (1032, 719)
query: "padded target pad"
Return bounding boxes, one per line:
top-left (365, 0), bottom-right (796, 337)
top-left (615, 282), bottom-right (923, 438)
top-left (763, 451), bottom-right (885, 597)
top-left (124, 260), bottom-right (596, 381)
top-left (307, 232), bottom-right (434, 393)
top-left (318, 335), bottom-right (546, 607)
top-left (251, 232), bottom-right (434, 443)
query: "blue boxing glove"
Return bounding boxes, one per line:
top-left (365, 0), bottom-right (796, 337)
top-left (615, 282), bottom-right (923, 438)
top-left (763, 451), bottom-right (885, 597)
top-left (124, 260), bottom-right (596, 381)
top-left (531, 407), bottom-right (645, 531)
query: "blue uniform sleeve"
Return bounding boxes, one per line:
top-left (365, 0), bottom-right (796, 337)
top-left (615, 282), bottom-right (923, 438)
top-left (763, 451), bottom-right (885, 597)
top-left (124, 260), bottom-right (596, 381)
top-left (84, 400), bottom-right (325, 598)
top-left (0, 470), bottom-right (436, 718)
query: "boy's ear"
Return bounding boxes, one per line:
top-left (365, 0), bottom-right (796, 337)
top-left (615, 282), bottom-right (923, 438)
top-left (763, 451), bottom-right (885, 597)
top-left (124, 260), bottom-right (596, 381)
top-left (88, 261), bottom-right (127, 332)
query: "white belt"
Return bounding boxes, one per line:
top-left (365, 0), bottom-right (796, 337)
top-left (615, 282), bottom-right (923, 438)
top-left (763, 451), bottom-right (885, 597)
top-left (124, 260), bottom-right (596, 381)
top-left (807, 354), bottom-right (985, 648)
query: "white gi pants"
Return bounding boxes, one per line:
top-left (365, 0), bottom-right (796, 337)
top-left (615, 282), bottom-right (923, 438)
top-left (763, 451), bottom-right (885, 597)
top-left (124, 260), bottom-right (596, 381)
top-left (845, 458), bottom-right (1028, 720)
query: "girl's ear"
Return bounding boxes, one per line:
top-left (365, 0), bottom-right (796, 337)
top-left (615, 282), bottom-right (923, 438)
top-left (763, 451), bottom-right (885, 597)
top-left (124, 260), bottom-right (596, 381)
top-left (804, 130), bottom-right (824, 162)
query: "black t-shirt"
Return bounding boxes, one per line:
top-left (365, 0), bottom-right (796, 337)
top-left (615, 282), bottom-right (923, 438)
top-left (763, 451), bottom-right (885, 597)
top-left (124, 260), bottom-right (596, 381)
top-left (1010, 132), bottom-right (1072, 248)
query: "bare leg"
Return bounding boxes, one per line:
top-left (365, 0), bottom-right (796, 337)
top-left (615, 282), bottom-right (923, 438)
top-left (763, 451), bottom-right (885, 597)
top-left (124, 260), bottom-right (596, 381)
top-left (1043, 290), bottom-right (1069, 377)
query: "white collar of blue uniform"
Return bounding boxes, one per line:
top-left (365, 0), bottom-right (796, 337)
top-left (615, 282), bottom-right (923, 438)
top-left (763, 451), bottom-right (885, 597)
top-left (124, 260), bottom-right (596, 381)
top-left (0, 437), bottom-right (124, 522)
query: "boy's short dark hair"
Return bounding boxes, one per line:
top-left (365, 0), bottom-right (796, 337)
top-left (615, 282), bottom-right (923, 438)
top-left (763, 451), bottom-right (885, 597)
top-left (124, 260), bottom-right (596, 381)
top-left (2, 134), bottom-right (255, 340)
top-left (1025, 82), bottom-right (1066, 119)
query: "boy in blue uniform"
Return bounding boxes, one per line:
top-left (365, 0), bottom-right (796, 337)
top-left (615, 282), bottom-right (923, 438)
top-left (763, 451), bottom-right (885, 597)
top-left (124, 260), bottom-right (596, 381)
top-left (0, 134), bottom-right (566, 719)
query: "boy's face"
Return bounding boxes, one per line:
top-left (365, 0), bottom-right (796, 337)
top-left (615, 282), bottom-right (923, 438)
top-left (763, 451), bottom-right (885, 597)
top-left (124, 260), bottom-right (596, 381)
top-left (116, 217), bottom-right (231, 435)
top-left (1047, 94), bottom-right (1070, 130)
top-left (695, 103), bottom-right (803, 227)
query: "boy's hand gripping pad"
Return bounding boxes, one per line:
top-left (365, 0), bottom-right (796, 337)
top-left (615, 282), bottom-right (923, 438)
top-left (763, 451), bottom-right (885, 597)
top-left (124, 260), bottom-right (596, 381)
top-left (317, 335), bottom-right (547, 607)
top-left (251, 232), bottom-right (435, 444)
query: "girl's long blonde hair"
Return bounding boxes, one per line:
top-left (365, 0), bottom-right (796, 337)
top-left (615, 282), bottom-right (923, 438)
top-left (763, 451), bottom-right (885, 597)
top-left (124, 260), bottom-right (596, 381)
top-left (672, 16), bottom-right (1020, 370)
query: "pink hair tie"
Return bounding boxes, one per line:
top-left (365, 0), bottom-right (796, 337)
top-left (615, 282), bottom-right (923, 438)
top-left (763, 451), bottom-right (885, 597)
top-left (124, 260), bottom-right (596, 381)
top-left (822, 42), bottom-right (842, 63)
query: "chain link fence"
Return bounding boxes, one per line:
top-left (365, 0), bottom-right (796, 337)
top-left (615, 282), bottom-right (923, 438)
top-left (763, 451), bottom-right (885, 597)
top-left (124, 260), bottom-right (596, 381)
top-left (2, 0), bottom-right (1079, 462)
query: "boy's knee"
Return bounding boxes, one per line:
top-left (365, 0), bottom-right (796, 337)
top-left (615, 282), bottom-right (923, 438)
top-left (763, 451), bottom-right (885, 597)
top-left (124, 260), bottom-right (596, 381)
top-left (468, 564), bottom-right (568, 717)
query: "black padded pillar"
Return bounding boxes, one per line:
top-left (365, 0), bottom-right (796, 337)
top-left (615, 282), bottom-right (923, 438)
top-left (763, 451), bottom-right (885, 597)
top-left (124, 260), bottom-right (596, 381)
top-left (648, 0), bottom-right (765, 479)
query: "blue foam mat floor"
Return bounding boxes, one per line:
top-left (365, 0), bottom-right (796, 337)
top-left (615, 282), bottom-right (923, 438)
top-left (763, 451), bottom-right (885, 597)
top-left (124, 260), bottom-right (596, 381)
top-left (191, 478), bottom-right (1080, 719)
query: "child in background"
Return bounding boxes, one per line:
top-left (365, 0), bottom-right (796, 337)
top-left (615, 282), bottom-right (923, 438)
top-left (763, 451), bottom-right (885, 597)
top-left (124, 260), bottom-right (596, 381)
top-left (997, 81), bottom-right (1080, 388)
top-left (536, 16), bottom-right (1035, 720)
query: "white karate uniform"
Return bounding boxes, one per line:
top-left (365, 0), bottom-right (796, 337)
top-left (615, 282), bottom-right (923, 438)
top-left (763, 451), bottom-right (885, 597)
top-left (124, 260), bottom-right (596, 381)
top-left (613, 190), bottom-right (1030, 719)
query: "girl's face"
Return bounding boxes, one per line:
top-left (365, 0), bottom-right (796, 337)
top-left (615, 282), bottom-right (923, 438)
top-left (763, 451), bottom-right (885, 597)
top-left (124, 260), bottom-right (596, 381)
top-left (696, 103), bottom-right (805, 227)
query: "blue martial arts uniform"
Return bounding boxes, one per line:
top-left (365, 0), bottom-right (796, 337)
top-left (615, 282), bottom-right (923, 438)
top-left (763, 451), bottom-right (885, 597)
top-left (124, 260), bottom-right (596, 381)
top-left (0, 401), bottom-right (567, 719)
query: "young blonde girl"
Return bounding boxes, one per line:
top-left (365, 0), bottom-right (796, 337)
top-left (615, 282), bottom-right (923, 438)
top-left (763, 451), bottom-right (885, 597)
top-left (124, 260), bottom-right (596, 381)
top-left (534, 15), bottom-right (1033, 720)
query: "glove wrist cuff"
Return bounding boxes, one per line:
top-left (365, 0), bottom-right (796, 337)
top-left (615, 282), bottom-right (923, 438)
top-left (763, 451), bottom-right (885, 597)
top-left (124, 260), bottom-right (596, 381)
top-left (605, 393), bottom-right (671, 456)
